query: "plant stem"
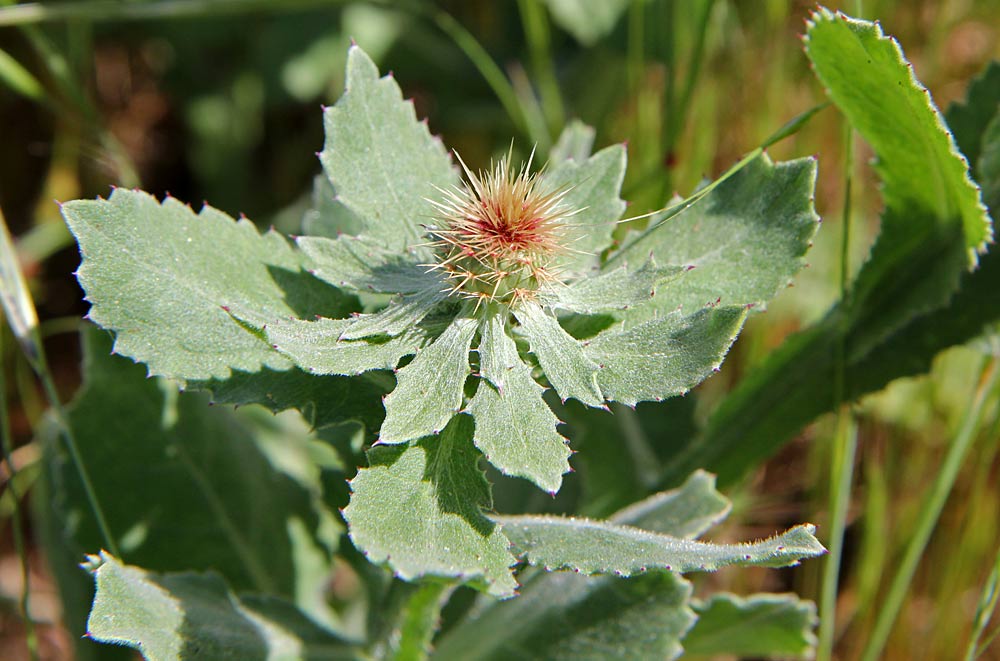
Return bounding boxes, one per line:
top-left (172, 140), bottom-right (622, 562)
top-left (391, 581), bottom-right (448, 661)
top-left (517, 0), bottom-right (564, 135)
top-left (861, 356), bottom-right (1000, 661)
top-left (965, 540), bottom-right (1000, 660)
top-left (0, 332), bottom-right (40, 661)
top-left (817, 109), bottom-right (858, 661)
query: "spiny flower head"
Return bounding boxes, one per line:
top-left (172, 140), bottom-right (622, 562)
top-left (425, 150), bottom-right (579, 307)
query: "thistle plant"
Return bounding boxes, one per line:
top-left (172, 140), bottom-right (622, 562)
top-left (63, 43), bottom-right (824, 613)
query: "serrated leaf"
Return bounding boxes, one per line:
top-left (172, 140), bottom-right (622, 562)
top-left (192, 367), bottom-right (388, 432)
top-left (297, 234), bottom-right (438, 295)
top-left (498, 517), bottom-right (825, 575)
top-left (613, 153), bottom-right (819, 314)
top-left (265, 316), bottom-right (428, 376)
top-left (611, 469), bottom-right (730, 537)
top-left (583, 306), bottom-right (747, 406)
top-left (339, 287), bottom-right (445, 340)
top-left (343, 415), bottom-right (517, 597)
top-left (469, 313), bottom-right (570, 493)
top-left (544, 144), bottom-right (626, 273)
top-left (682, 592), bottom-right (818, 659)
top-left (42, 328), bottom-right (342, 645)
top-left (379, 315), bottom-right (476, 444)
top-left (665, 16), bottom-right (999, 489)
top-left (434, 472), bottom-right (735, 661)
top-left (549, 119), bottom-right (596, 164)
top-left (61, 188), bottom-right (354, 381)
top-left (514, 301), bottom-right (603, 407)
top-left (546, 261), bottom-right (686, 314)
top-left (85, 553), bottom-right (354, 661)
top-left (320, 45), bottom-right (456, 252)
top-left (807, 9), bottom-right (990, 263)
top-left (302, 174), bottom-right (364, 238)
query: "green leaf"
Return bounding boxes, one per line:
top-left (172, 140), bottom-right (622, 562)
top-left (513, 301), bottom-right (603, 407)
top-left (192, 367), bottom-right (388, 433)
top-left (302, 174), bottom-right (364, 238)
top-left (265, 316), bottom-right (428, 376)
top-left (61, 188), bottom-right (353, 381)
top-left (613, 153), bottom-right (819, 314)
top-left (683, 593), bottom-right (818, 659)
top-left (945, 60), bottom-right (1000, 176)
top-left (84, 553), bottom-right (355, 661)
top-left (497, 517), bottom-right (826, 575)
top-left (979, 111), bottom-right (1000, 213)
top-left (433, 472), bottom-right (734, 660)
top-left (379, 315), bottom-right (476, 444)
top-left (807, 9), bottom-right (990, 264)
top-left (543, 0), bottom-right (630, 46)
top-left (320, 45), bottom-right (456, 252)
top-left (549, 119), bottom-right (596, 164)
top-left (41, 328), bottom-right (343, 644)
top-left (544, 144), bottom-right (627, 273)
top-left (296, 234), bottom-right (438, 295)
top-left (434, 572), bottom-right (694, 661)
top-left (583, 306), bottom-right (747, 406)
top-left (340, 287), bottom-right (446, 340)
top-left (469, 313), bottom-right (570, 493)
top-left (546, 261), bottom-right (686, 315)
top-left (343, 415), bottom-right (517, 597)
top-left (664, 15), bottom-right (998, 489)
top-left (611, 469), bottom-right (730, 537)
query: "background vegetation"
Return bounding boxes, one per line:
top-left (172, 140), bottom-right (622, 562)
top-left (0, 0), bottom-right (998, 659)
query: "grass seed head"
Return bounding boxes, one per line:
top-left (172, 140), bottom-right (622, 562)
top-left (426, 149), bottom-right (576, 307)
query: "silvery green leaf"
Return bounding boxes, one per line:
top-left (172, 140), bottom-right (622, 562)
top-left (469, 313), bottom-right (570, 493)
top-left (339, 287), bottom-right (446, 340)
top-left (61, 188), bottom-right (354, 382)
top-left (683, 592), bottom-right (818, 659)
top-left (545, 144), bottom-right (627, 274)
top-left (378, 315), bottom-right (476, 444)
top-left (320, 45), bottom-right (457, 252)
top-left (583, 306), bottom-right (747, 406)
top-left (344, 415), bottom-right (517, 597)
top-left (547, 261), bottom-right (686, 314)
top-left (549, 119), bottom-right (596, 164)
top-left (497, 517), bottom-right (826, 575)
top-left (301, 174), bottom-right (364, 238)
top-left (297, 233), bottom-right (438, 295)
top-left (513, 301), bottom-right (603, 407)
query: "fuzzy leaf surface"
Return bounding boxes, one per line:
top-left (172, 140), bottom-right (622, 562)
top-left (469, 313), bottom-right (570, 493)
top-left (544, 143), bottom-right (626, 273)
top-left (301, 174), bottom-right (364, 238)
top-left (546, 262), bottom-right (685, 315)
top-left (343, 415), bottom-right (517, 597)
top-left (583, 306), bottom-right (747, 406)
top-left (378, 315), bottom-right (476, 443)
top-left (497, 517), bottom-right (826, 575)
top-left (514, 301), bottom-right (603, 406)
top-left (296, 234), bottom-right (437, 295)
top-left (265, 316), bottom-right (428, 376)
top-left (433, 471), bottom-right (731, 660)
top-left (549, 119), bottom-right (596, 163)
top-left (683, 592), bottom-right (818, 658)
top-left (613, 153), bottom-right (819, 314)
top-left (320, 45), bottom-right (456, 252)
top-left (61, 188), bottom-right (353, 381)
top-left (339, 287), bottom-right (445, 340)
top-left (85, 553), bottom-right (354, 661)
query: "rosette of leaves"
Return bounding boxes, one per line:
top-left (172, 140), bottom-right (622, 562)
top-left (61, 45), bottom-right (821, 597)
